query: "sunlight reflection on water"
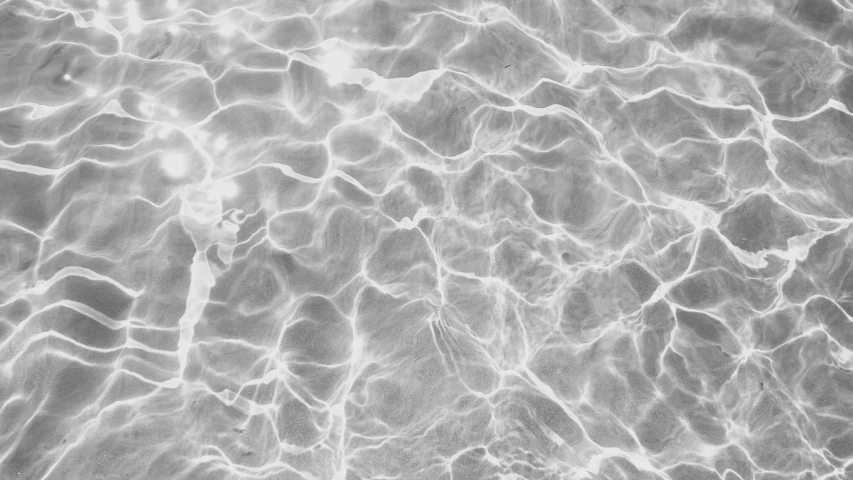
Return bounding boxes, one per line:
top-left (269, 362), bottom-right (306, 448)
top-left (1, 0), bottom-right (853, 479)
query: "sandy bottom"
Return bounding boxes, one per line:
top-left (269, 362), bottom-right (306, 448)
top-left (1, 0), bottom-right (853, 479)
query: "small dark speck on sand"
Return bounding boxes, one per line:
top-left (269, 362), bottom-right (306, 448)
top-left (504, 64), bottom-right (511, 68)
top-left (232, 428), bottom-right (246, 433)
top-left (760, 382), bottom-right (764, 391)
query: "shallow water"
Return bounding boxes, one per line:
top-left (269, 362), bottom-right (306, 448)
top-left (1, 0), bottom-right (853, 479)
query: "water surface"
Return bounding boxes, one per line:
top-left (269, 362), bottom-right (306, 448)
top-left (1, 0), bottom-right (853, 479)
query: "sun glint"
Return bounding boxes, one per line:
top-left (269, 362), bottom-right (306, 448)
top-left (127, 1), bottom-right (143, 33)
top-left (320, 49), bottom-right (353, 81)
top-left (138, 101), bottom-right (154, 116)
top-left (156, 124), bottom-right (174, 139)
top-left (92, 13), bottom-right (110, 30)
top-left (215, 180), bottom-right (239, 199)
top-left (218, 20), bottom-right (238, 37)
top-left (161, 153), bottom-right (188, 178)
top-left (213, 136), bottom-right (228, 151)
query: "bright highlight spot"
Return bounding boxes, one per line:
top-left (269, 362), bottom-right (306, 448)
top-left (218, 20), bottom-right (237, 37)
top-left (167, 24), bottom-right (181, 35)
top-left (213, 136), bottom-right (228, 151)
top-left (194, 131), bottom-right (210, 144)
top-left (127, 1), bottom-right (142, 33)
top-left (62, 74), bottom-right (72, 82)
top-left (156, 124), bottom-right (174, 139)
top-left (85, 87), bottom-right (97, 97)
top-left (214, 180), bottom-right (239, 199)
top-left (93, 13), bottom-right (110, 30)
top-left (166, 0), bottom-right (178, 10)
top-left (139, 101), bottom-right (154, 116)
top-left (98, 0), bottom-right (108, 8)
top-left (161, 153), bottom-right (188, 178)
top-left (320, 50), bottom-right (353, 81)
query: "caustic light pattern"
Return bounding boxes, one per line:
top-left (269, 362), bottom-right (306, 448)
top-left (1, 0), bottom-right (853, 479)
